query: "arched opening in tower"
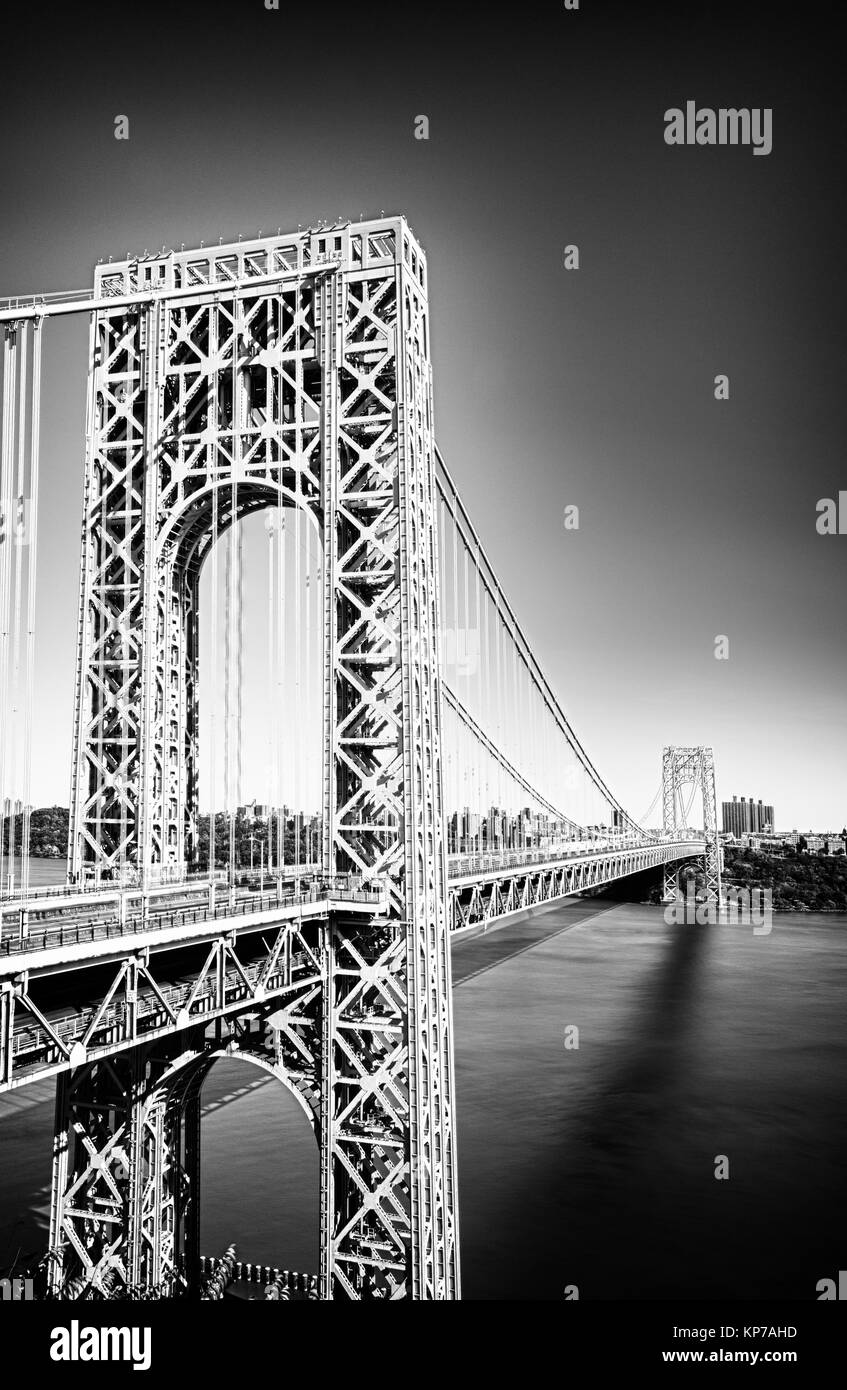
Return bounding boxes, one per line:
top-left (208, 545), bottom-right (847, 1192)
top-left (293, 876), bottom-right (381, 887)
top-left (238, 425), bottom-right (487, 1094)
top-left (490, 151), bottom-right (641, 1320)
top-left (195, 501), bottom-right (324, 881)
top-left (198, 1056), bottom-right (319, 1297)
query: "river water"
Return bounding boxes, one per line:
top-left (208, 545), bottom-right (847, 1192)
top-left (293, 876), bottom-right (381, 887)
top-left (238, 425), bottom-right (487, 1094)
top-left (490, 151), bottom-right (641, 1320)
top-left (2, 856), bottom-right (67, 893)
top-left (1, 890), bottom-right (845, 1300)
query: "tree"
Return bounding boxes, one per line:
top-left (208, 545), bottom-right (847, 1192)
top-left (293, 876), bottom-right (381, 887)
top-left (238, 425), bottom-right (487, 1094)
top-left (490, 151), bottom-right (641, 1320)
top-left (2, 806), bottom-right (70, 859)
top-left (721, 846), bottom-right (847, 912)
top-left (195, 810), bottom-right (322, 872)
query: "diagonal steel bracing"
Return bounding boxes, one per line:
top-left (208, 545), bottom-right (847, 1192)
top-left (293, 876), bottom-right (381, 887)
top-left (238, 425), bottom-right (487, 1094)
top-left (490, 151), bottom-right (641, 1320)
top-left (662, 746), bottom-right (721, 902)
top-left (56, 219), bottom-right (459, 1299)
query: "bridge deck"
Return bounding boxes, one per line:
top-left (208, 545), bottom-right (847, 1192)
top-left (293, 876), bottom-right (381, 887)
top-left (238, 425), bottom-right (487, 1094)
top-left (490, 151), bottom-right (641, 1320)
top-left (0, 840), bottom-right (706, 1092)
top-left (0, 841), bottom-right (704, 968)
top-left (0, 884), bottom-right (386, 977)
top-left (0, 885), bottom-right (387, 1092)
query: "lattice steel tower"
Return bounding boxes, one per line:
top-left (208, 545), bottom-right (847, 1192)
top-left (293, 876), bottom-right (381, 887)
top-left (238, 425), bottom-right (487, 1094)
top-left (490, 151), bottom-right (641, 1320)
top-left (661, 745), bottom-right (721, 902)
top-left (62, 218), bottom-right (459, 1298)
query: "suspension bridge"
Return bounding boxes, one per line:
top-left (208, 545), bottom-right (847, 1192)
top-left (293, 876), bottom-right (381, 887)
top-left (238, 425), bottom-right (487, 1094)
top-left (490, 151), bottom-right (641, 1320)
top-left (0, 217), bottom-right (719, 1300)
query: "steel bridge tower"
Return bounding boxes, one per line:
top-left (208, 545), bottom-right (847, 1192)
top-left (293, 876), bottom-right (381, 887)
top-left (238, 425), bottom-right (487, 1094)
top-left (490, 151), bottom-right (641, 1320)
top-left (56, 218), bottom-right (459, 1299)
top-left (661, 745), bottom-right (721, 904)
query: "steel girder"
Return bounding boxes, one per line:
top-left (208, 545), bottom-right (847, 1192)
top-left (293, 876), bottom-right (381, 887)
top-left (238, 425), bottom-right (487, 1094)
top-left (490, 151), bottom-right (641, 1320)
top-left (2, 913), bottom-right (329, 1091)
top-left (661, 746), bottom-right (721, 902)
top-left (64, 219), bottom-right (458, 1299)
top-left (448, 840), bottom-right (706, 930)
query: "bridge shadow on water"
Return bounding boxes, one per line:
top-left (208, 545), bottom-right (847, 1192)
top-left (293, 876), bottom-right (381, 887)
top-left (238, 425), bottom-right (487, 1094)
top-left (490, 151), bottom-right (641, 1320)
top-left (455, 903), bottom-right (846, 1301)
top-left (519, 917), bottom-right (711, 1301)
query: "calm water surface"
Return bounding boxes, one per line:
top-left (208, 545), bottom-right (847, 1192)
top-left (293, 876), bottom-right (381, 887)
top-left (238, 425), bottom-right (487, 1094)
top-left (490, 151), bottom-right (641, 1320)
top-left (1, 896), bottom-right (845, 1299)
top-left (3, 856), bottom-right (66, 892)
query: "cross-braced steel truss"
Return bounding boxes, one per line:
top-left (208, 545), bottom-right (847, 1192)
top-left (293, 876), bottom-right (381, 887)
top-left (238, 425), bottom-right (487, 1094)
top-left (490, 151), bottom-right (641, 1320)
top-left (449, 838), bottom-right (706, 930)
top-left (60, 219), bottom-right (458, 1299)
top-left (661, 745), bottom-right (721, 902)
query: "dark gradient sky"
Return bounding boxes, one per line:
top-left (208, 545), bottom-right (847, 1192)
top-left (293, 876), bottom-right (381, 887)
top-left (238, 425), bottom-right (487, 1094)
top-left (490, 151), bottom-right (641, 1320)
top-left (1, 0), bottom-right (844, 826)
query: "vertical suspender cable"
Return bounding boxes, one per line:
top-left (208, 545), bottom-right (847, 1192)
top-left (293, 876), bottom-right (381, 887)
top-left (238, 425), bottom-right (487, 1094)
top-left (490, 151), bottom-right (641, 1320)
top-left (9, 321), bottom-right (29, 893)
top-left (305, 522), bottom-right (312, 868)
top-left (451, 497), bottom-right (460, 847)
top-left (209, 327), bottom-right (219, 891)
top-left (225, 532), bottom-right (234, 878)
top-left (473, 545), bottom-right (485, 841)
top-left (314, 542), bottom-right (319, 867)
top-left (312, 540), bottom-right (320, 868)
top-left (294, 503), bottom-right (301, 881)
top-left (482, 575), bottom-right (492, 848)
top-left (462, 535), bottom-right (473, 846)
top-left (508, 623), bottom-right (515, 812)
top-left (21, 321), bottom-right (42, 900)
top-left (442, 500), bottom-right (452, 853)
top-left (516, 639), bottom-right (524, 852)
top-left (534, 686), bottom-right (541, 849)
top-left (439, 497), bottom-right (449, 852)
top-left (495, 606), bottom-right (504, 848)
top-left (278, 509), bottom-right (285, 875)
top-left (0, 327), bottom-right (18, 901)
top-left (534, 662), bottom-right (541, 832)
top-left (517, 652), bottom-right (525, 845)
top-left (237, 521), bottom-right (243, 839)
top-left (120, 319), bottom-right (130, 880)
top-left (495, 617), bottom-right (509, 845)
top-left (266, 515), bottom-right (275, 868)
top-left (312, 542), bottom-right (318, 868)
top-left (0, 335), bottom-right (8, 905)
top-left (226, 311), bottom-right (239, 888)
top-left (535, 682), bottom-right (542, 847)
top-left (234, 350), bottom-right (244, 871)
top-left (497, 599), bottom-right (506, 849)
top-left (550, 711), bottom-right (556, 844)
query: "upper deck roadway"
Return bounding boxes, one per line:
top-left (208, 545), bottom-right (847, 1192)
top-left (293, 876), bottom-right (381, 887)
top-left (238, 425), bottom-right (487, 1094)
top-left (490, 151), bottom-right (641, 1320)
top-left (0, 876), bottom-right (385, 966)
top-left (0, 875), bottom-right (388, 1093)
top-left (0, 837), bottom-right (704, 1093)
top-left (0, 834), bottom-right (704, 966)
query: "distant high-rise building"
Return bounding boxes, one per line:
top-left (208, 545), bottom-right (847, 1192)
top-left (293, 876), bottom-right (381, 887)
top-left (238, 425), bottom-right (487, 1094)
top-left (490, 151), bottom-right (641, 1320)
top-left (722, 794), bottom-right (775, 836)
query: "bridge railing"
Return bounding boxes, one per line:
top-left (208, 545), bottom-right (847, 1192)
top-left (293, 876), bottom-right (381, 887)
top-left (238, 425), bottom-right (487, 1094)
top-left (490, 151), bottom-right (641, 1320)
top-left (0, 287), bottom-right (93, 313)
top-left (0, 878), bottom-right (386, 959)
top-left (1, 869), bottom-right (378, 918)
top-left (198, 1255), bottom-right (319, 1301)
top-left (0, 863), bottom-right (339, 908)
top-left (447, 834), bottom-right (706, 881)
top-left (0, 867), bottom-right (229, 908)
top-left (448, 837), bottom-right (651, 878)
